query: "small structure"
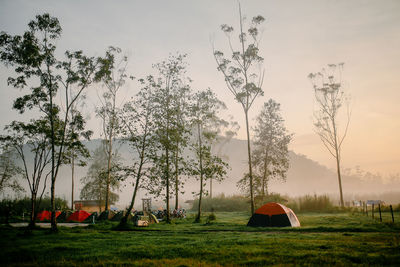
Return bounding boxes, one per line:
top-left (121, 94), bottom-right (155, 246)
top-left (74, 200), bottom-right (105, 213)
top-left (142, 198), bottom-right (152, 213)
top-left (366, 200), bottom-right (384, 206)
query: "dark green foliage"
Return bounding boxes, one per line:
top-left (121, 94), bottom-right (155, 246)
top-left (208, 213), bottom-right (216, 221)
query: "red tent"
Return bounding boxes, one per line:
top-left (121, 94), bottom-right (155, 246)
top-left (67, 210), bottom-right (91, 222)
top-left (36, 210), bottom-right (51, 221)
top-left (36, 211), bottom-right (61, 221)
top-left (54, 211), bottom-right (61, 219)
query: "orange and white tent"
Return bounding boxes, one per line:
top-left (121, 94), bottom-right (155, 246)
top-left (247, 202), bottom-right (300, 227)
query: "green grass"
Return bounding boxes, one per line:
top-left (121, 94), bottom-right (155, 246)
top-left (0, 212), bottom-right (399, 266)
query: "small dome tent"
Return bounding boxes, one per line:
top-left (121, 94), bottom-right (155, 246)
top-left (247, 202), bottom-right (300, 227)
top-left (36, 210), bottom-right (51, 221)
top-left (36, 210), bottom-right (61, 221)
top-left (67, 210), bottom-right (91, 222)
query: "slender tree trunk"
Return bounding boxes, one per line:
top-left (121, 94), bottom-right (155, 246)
top-left (71, 155), bottom-right (75, 210)
top-left (332, 117), bottom-right (344, 208)
top-left (210, 178), bottom-right (212, 199)
top-left (262, 153), bottom-right (268, 200)
top-left (49, 84), bottom-right (57, 232)
top-left (29, 194), bottom-right (36, 229)
top-left (245, 110), bottom-right (255, 214)
top-left (165, 148), bottom-right (170, 223)
top-left (335, 149), bottom-right (344, 207)
top-left (196, 123), bottom-right (204, 222)
top-left (105, 118), bottom-right (113, 211)
top-left (99, 190), bottom-right (102, 213)
top-left (120, 157), bottom-right (144, 226)
top-left (120, 174), bottom-right (140, 226)
top-left (105, 94), bottom-right (116, 211)
top-left (261, 177), bottom-right (265, 200)
top-left (174, 142), bottom-right (179, 210)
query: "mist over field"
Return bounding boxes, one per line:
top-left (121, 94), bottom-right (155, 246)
top-left (37, 137), bottom-right (397, 210)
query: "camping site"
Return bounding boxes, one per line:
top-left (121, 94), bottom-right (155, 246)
top-left (1, 1), bottom-right (400, 266)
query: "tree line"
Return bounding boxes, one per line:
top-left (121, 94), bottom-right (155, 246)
top-left (0, 3), bottom-right (350, 231)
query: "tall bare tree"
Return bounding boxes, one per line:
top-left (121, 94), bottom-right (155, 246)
top-left (96, 47), bottom-right (128, 211)
top-left (308, 63), bottom-right (350, 207)
top-left (64, 99), bottom-right (91, 211)
top-left (213, 3), bottom-right (265, 214)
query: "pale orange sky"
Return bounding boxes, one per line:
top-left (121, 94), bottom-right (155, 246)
top-left (0, 0), bottom-right (399, 175)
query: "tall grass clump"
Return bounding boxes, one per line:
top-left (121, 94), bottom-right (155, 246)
top-left (288, 194), bottom-right (334, 213)
top-left (254, 193), bottom-right (288, 209)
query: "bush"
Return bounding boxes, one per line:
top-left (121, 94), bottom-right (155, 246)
top-left (208, 213), bottom-right (216, 221)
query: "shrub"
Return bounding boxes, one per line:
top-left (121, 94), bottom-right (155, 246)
top-left (208, 213), bottom-right (216, 221)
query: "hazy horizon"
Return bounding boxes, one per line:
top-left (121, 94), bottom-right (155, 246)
top-left (1, 0), bottom-right (399, 176)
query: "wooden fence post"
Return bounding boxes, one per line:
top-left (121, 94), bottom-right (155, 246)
top-left (366, 202), bottom-right (368, 216)
top-left (390, 205), bottom-right (394, 223)
top-left (378, 204), bottom-right (382, 222)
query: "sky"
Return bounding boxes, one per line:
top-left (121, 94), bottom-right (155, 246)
top-left (0, 0), bottom-right (399, 176)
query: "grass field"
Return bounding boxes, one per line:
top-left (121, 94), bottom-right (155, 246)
top-left (0, 211), bottom-right (399, 266)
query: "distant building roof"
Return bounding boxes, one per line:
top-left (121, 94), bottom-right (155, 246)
top-left (366, 200), bottom-right (383, 205)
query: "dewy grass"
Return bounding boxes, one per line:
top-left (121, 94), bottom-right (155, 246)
top-left (1, 212), bottom-right (399, 266)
